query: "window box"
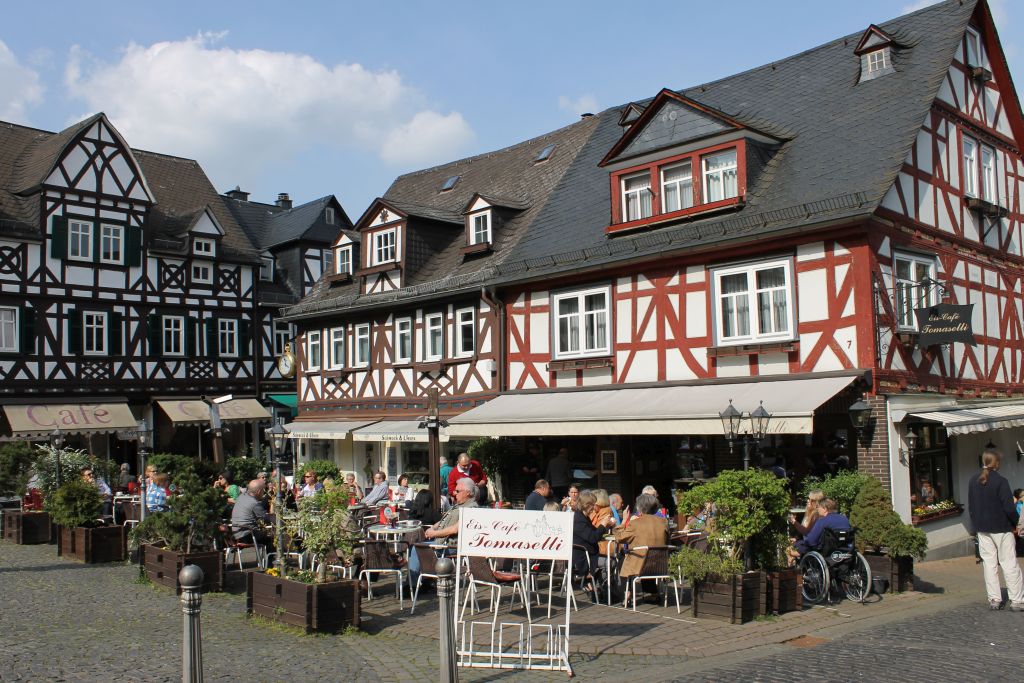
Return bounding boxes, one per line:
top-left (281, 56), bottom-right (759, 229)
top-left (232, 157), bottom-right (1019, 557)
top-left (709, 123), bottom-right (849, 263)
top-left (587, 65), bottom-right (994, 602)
top-left (355, 263), bottom-right (398, 277)
top-left (327, 272), bottom-right (353, 287)
top-left (321, 368), bottom-right (349, 381)
top-left (965, 196), bottom-right (1008, 218)
top-left (547, 356), bottom-right (614, 372)
top-left (910, 502), bottom-right (963, 526)
top-left (970, 65), bottom-right (993, 82)
top-left (461, 242), bottom-right (492, 255)
top-left (414, 361), bottom-right (449, 376)
top-left (706, 341), bottom-right (799, 358)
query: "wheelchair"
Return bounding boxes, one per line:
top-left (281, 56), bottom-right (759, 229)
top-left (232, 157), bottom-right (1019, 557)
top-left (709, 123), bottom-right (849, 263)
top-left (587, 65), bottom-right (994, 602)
top-left (798, 527), bottom-right (872, 604)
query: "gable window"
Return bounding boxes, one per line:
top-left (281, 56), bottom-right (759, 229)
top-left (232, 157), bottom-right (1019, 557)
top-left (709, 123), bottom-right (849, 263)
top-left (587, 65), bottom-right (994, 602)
top-left (965, 27), bottom-right (981, 67)
top-left (703, 149), bottom-right (738, 203)
top-left (218, 319), bottom-right (238, 358)
top-left (962, 135), bottom-right (978, 197)
top-left (471, 212), bottom-right (491, 245)
top-left (322, 249), bottom-right (334, 275)
top-left (260, 256), bottom-right (274, 282)
top-left (307, 331), bottom-right (322, 371)
top-left (372, 229), bottom-right (397, 265)
top-left (325, 207), bottom-right (335, 225)
top-left (866, 48), bottom-right (890, 75)
top-left (69, 221), bottom-right (93, 261)
top-left (100, 224), bottom-right (124, 264)
top-left (163, 316), bottom-right (185, 356)
top-left (661, 162), bottom-right (694, 213)
top-left (621, 173), bottom-right (652, 222)
top-left (336, 247), bottom-right (352, 274)
top-left (83, 311), bottom-right (107, 355)
top-left (192, 262), bottom-right (213, 284)
top-left (328, 327), bottom-right (345, 370)
top-left (273, 321), bottom-right (292, 355)
top-left (894, 253), bottom-right (937, 330)
top-left (194, 238), bottom-right (215, 256)
top-left (553, 287), bottom-right (611, 359)
top-left (354, 324), bottom-right (370, 367)
top-left (0, 307), bottom-right (17, 352)
top-left (980, 145), bottom-right (997, 203)
top-left (713, 259), bottom-right (794, 345)
top-left (424, 313), bottom-right (444, 361)
top-left (394, 317), bottom-right (412, 364)
top-left (456, 308), bottom-right (475, 357)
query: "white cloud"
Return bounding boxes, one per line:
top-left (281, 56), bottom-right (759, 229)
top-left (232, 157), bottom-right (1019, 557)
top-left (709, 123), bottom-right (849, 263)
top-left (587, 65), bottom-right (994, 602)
top-left (63, 32), bottom-right (475, 184)
top-left (0, 41), bottom-right (44, 123)
top-left (558, 94), bottom-right (598, 116)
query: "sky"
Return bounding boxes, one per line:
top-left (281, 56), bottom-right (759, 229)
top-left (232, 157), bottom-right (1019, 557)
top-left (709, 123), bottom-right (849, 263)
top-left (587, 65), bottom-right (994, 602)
top-left (1, 0), bottom-right (1020, 222)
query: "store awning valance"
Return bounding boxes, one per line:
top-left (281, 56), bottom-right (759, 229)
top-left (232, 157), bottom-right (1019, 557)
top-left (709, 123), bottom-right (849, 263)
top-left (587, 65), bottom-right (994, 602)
top-left (908, 403), bottom-right (1024, 436)
top-left (158, 399), bottom-right (271, 426)
top-left (3, 403), bottom-right (137, 439)
top-left (446, 375), bottom-right (859, 437)
top-left (283, 420), bottom-right (377, 440)
top-left (268, 394), bottom-right (298, 410)
top-left (351, 420), bottom-right (451, 443)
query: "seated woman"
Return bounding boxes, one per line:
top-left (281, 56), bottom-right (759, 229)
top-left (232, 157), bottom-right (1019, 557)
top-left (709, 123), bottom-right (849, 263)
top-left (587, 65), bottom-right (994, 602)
top-left (789, 489), bottom-right (824, 538)
top-left (613, 493), bottom-right (669, 583)
top-left (344, 472), bottom-right (364, 505)
top-left (409, 489), bottom-right (440, 526)
top-left (393, 473), bottom-right (415, 509)
top-left (572, 491), bottom-right (615, 579)
top-left (682, 501), bottom-right (714, 533)
top-left (589, 489), bottom-right (613, 528)
top-left (146, 473), bottom-right (170, 512)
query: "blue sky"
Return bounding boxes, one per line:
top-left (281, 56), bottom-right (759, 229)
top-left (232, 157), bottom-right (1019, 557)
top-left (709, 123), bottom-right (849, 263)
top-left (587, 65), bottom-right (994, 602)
top-left (1, 0), bottom-right (1019, 221)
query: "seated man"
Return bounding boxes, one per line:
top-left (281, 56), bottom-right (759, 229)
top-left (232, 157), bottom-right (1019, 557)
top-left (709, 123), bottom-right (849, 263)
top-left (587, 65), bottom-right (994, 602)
top-left (424, 477), bottom-right (479, 547)
top-left (231, 480), bottom-right (271, 544)
top-left (362, 470), bottom-right (390, 506)
top-left (525, 479), bottom-right (551, 511)
top-left (795, 498), bottom-right (851, 555)
top-left (82, 467), bottom-right (113, 518)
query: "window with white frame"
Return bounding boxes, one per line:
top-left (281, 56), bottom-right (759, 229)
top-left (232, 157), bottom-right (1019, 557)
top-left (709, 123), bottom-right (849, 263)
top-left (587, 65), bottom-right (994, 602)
top-left (703, 149), bottom-right (739, 203)
top-left (471, 212), bottom-right (491, 245)
top-left (424, 313), bottom-right (444, 361)
top-left (621, 172), bottom-right (652, 222)
top-left (866, 48), bottom-right (890, 74)
top-left (325, 207), bottom-right (335, 225)
top-left (260, 256), bottom-right (274, 282)
top-left (194, 238), bottom-right (215, 256)
top-left (394, 317), bottom-right (412, 363)
top-left (163, 315), bottom-right (185, 356)
top-left (661, 162), bottom-right (694, 213)
top-left (273, 321), bottom-right (292, 355)
top-left (99, 224), bottom-right (123, 264)
top-left (322, 249), bottom-right (334, 275)
top-left (981, 144), bottom-right (997, 202)
top-left (965, 27), bottom-right (981, 67)
top-left (192, 262), bottom-right (213, 284)
top-left (553, 287), bottom-right (611, 359)
top-left (713, 259), bottom-right (794, 345)
top-left (307, 330), bottom-right (322, 371)
top-left (69, 221), bottom-right (93, 261)
top-left (336, 247), bottom-right (352, 275)
top-left (218, 319), bottom-right (238, 357)
top-left (371, 229), bottom-right (397, 265)
top-left (456, 308), bottom-right (475, 357)
top-left (962, 135), bottom-right (978, 197)
top-left (354, 324), bottom-right (370, 367)
top-left (894, 253), bottom-right (937, 330)
top-left (328, 327), bottom-right (345, 369)
top-left (83, 311), bottom-right (107, 355)
top-left (0, 307), bottom-right (17, 352)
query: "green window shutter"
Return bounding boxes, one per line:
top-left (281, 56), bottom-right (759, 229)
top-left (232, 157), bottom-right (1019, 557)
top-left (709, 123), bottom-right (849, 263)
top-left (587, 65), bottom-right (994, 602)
top-left (186, 317), bottom-right (197, 357)
top-left (205, 318), bottom-right (218, 357)
top-left (147, 314), bottom-right (162, 356)
top-left (126, 226), bottom-right (142, 267)
top-left (50, 216), bottom-right (67, 260)
top-left (19, 306), bottom-right (35, 355)
top-left (67, 309), bottom-right (81, 354)
top-left (108, 311), bottom-right (123, 356)
top-left (240, 319), bottom-right (251, 356)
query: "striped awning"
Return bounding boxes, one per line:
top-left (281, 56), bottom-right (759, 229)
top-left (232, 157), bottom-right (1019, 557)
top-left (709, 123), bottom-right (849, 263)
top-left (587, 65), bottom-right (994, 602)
top-left (908, 403), bottom-right (1024, 436)
top-left (3, 403), bottom-right (137, 439)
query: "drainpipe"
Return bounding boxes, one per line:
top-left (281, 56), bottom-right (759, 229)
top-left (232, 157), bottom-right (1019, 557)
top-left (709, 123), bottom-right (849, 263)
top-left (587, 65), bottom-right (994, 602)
top-left (480, 286), bottom-right (505, 393)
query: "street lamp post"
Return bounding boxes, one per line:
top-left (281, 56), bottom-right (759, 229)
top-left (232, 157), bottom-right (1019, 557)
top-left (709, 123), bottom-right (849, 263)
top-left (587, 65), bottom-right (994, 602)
top-left (137, 419), bottom-right (152, 523)
top-left (719, 400), bottom-right (772, 471)
top-left (50, 428), bottom-right (65, 488)
top-left (266, 421), bottom-right (288, 575)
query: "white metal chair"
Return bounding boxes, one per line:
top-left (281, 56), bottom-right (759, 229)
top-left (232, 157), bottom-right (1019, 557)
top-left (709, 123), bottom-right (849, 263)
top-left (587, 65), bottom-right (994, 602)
top-left (359, 540), bottom-right (409, 609)
top-left (461, 556), bottom-right (530, 622)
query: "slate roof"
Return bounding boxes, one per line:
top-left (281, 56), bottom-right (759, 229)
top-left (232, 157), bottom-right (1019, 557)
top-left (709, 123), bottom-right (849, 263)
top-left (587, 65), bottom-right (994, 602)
top-left (284, 0), bottom-right (983, 318)
top-left (223, 194), bottom-right (354, 251)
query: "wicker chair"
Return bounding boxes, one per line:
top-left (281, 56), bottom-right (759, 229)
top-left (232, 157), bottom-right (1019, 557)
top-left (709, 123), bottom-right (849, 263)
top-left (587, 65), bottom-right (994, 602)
top-left (623, 545), bottom-right (680, 613)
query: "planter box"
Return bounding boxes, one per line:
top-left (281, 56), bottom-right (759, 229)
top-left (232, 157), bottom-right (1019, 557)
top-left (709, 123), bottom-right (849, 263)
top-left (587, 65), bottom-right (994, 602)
top-left (765, 568), bottom-right (803, 615)
top-left (58, 525), bottom-right (127, 563)
top-left (911, 505), bottom-right (963, 526)
top-left (866, 553), bottom-right (913, 593)
top-left (2, 510), bottom-right (52, 544)
top-left (247, 571), bottom-right (361, 633)
top-left (692, 571), bottom-right (765, 624)
top-left (144, 545), bottom-right (224, 594)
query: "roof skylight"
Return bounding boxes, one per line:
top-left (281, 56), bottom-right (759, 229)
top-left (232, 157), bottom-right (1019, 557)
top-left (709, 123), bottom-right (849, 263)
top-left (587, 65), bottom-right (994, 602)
top-left (440, 175), bottom-right (460, 192)
top-left (535, 144), bottom-right (556, 162)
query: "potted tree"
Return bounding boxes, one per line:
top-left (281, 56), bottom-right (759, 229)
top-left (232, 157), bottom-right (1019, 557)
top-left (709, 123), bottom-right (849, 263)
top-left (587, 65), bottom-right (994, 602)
top-left (850, 475), bottom-right (928, 593)
top-left (130, 466), bottom-right (227, 594)
top-left (49, 479), bottom-right (126, 563)
top-left (247, 488), bottom-right (361, 633)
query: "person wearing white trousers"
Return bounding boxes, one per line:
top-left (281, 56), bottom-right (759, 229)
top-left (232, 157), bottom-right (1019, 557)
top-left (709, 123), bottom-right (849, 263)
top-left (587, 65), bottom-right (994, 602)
top-left (968, 449), bottom-right (1024, 610)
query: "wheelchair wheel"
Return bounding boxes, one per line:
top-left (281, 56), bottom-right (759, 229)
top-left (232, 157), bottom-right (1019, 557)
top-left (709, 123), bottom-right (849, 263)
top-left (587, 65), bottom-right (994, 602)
top-left (843, 552), bottom-right (872, 603)
top-left (799, 551), bottom-right (829, 604)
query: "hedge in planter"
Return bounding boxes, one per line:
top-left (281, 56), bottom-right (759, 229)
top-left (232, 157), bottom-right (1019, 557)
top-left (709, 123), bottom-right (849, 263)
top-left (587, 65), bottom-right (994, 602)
top-left (850, 475), bottom-right (927, 593)
top-left (48, 479), bottom-right (126, 563)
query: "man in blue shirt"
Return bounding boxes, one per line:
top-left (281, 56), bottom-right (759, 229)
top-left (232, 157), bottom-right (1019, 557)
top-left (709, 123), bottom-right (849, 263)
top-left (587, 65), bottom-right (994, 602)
top-left (796, 498), bottom-right (852, 554)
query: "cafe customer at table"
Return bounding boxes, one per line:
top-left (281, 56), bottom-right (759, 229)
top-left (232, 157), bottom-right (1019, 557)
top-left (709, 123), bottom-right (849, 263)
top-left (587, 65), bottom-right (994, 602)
top-left (231, 479), bottom-right (272, 544)
top-left (609, 493), bottom-right (624, 525)
top-left (525, 479), bottom-right (551, 511)
top-left (363, 471), bottom-right (391, 506)
top-left (613, 494), bottom-right (669, 582)
top-left (344, 472), bottom-right (364, 504)
top-left (424, 477), bottom-right (479, 545)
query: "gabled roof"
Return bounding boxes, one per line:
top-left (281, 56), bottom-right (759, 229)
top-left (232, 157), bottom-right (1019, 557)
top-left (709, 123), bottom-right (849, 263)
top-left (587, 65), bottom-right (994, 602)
top-left (223, 194), bottom-right (353, 250)
top-left (854, 24), bottom-right (897, 54)
top-left (461, 192), bottom-right (531, 214)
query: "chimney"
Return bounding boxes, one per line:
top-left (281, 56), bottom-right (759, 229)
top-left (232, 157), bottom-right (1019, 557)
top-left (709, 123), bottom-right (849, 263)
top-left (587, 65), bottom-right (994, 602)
top-left (276, 193), bottom-right (292, 209)
top-left (225, 185), bottom-right (249, 202)
top-left (580, 113), bottom-right (594, 119)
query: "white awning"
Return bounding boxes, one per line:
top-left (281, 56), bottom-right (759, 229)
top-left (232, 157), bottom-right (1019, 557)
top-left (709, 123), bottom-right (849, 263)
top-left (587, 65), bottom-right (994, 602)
top-left (908, 403), bottom-right (1024, 436)
top-left (446, 375), bottom-right (859, 437)
top-left (351, 420), bottom-right (450, 443)
top-left (283, 420), bottom-right (377, 440)
top-left (158, 399), bottom-right (271, 426)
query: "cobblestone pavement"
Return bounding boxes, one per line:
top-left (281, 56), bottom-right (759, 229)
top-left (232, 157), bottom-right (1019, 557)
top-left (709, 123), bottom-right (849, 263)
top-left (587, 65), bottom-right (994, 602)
top-left (0, 542), bottom-right (1015, 682)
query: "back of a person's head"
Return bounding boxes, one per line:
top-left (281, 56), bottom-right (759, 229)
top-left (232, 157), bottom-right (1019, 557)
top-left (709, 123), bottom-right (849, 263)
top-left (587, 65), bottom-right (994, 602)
top-left (578, 491), bottom-right (597, 513)
top-left (822, 498), bottom-right (838, 513)
top-left (980, 449), bottom-right (1002, 485)
top-left (221, 470), bottom-right (233, 485)
top-left (641, 485), bottom-right (658, 496)
top-left (152, 472), bottom-right (168, 487)
top-left (412, 489), bottom-right (433, 511)
top-left (543, 501), bottom-right (561, 512)
top-left (593, 489), bottom-right (609, 507)
top-left (635, 493), bottom-right (659, 515)
top-left (535, 478), bottom-right (549, 491)
top-left (247, 479), bottom-right (265, 497)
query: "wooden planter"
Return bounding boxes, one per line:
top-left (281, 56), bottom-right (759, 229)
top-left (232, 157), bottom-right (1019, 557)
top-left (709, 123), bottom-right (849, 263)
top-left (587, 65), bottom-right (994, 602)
top-left (692, 571), bottom-right (765, 624)
top-left (765, 567), bottom-right (803, 615)
top-left (2, 510), bottom-right (52, 544)
top-left (911, 505), bottom-right (963, 526)
top-left (866, 553), bottom-right (914, 593)
top-left (57, 525), bottom-right (127, 563)
top-left (144, 545), bottom-right (224, 594)
top-left (247, 571), bottom-right (361, 633)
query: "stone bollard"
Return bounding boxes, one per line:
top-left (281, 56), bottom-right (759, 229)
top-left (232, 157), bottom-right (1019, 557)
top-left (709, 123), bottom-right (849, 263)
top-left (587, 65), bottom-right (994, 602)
top-left (436, 556), bottom-right (458, 683)
top-left (179, 564), bottom-right (205, 683)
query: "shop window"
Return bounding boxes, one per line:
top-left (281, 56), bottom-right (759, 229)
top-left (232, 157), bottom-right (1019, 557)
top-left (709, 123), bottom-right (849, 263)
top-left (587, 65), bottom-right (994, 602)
top-left (907, 423), bottom-right (954, 514)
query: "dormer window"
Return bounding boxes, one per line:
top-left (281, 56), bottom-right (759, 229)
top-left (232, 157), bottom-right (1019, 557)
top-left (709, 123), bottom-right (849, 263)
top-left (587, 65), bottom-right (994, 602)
top-left (325, 207), bottom-right (335, 225)
top-left (336, 246), bottom-right (352, 274)
top-left (260, 255), bottom-right (274, 282)
top-left (371, 228), bottom-right (398, 265)
top-left (194, 237), bottom-right (215, 256)
top-left (322, 248), bottom-right (333, 275)
top-left (471, 212), bottom-right (491, 245)
top-left (703, 149), bottom-right (738, 203)
top-left (661, 162), bottom-right (693, 213)
top-left (864, 48), bottom-right (891, 76)
top-left (965, 27), bottom-right (981, 67)
top-left (621, 172), bottom-right (653, 222)
top-left (440, 175), bottom-right (460, 192)
top-left (855, 24), bottom-right (896, 83)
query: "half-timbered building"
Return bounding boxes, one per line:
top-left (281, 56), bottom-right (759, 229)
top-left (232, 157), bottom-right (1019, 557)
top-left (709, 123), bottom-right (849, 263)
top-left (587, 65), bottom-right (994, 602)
top-left (286, 0), bottom-right (1022, 558)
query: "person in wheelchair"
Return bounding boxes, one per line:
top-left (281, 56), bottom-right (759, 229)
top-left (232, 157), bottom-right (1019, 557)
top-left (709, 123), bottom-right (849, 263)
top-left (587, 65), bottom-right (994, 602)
top-left (795, 498), bottom-right (851, 556)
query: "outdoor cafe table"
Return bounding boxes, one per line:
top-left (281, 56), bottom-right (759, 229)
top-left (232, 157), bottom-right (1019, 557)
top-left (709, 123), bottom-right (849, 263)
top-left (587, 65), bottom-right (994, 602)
top-left (112, 495), bottom-right (140, 525)
top-left (367, 522), bottom-right (420, 552)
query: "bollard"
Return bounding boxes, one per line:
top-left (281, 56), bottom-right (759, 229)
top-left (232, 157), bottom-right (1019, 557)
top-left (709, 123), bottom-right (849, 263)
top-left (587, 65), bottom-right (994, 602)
top-left (179, 564), bottom-right (205, 683)
top-left (436, 556), bottom-right (458, 683)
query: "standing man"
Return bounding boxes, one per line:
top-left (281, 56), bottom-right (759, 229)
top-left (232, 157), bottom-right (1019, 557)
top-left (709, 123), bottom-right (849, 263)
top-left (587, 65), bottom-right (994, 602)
top-left (439, 455), bottom-right (454, 494)
top-left (447, 453), bottom-right (488, 504)
top-left (546, 448), bottom-right (572, 500)
top-left (969, 449), bottom-right (1024, 611)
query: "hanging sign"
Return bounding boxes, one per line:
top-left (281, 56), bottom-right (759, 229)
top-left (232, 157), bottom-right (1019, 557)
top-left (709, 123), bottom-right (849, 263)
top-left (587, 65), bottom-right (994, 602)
top-left (914, 303), bottom-right (976, 347)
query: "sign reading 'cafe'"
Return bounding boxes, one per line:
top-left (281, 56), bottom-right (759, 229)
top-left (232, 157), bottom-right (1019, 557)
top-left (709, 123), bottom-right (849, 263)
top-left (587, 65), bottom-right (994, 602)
top-left (914, 303), bottom-right (977, 347)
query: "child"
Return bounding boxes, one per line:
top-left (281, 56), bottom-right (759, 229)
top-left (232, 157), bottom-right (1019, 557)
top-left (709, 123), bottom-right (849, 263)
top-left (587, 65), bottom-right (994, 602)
top-left (1014, 488), bottom-right (1024, 517)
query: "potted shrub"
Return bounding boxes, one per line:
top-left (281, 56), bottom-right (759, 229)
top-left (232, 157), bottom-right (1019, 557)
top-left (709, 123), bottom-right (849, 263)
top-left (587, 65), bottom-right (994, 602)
top-left (669, 545), bottom-right (755, 623)
top-left (48, 479), bottom-right (126, 563)
top-left (248, 488), bottom-right (361, 633)
top-left (752, 530), bottom-right (803, 615)
top-left (850, 475), bottom-right (928, 593)
top-left (130, 466), bottom-right (226, 594)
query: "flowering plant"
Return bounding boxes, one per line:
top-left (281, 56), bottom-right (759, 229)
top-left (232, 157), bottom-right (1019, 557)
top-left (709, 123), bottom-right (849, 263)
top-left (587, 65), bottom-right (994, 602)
top-left (912, 500), bottom-right (958, 517)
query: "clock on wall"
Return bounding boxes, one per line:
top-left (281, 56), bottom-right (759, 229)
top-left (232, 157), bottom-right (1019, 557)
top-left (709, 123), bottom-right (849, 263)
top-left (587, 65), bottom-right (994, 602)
top-left (277, 342), bottom-right (296, 378)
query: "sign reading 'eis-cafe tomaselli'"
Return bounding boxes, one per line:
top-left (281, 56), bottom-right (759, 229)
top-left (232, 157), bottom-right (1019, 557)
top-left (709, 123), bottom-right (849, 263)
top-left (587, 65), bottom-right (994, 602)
top-left (914, 303), bottom-right (977, 347)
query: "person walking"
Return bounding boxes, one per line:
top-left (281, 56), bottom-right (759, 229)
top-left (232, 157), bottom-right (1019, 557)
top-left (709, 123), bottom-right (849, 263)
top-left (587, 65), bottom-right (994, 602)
top-left (968, 449), bottom-right (1024, 611)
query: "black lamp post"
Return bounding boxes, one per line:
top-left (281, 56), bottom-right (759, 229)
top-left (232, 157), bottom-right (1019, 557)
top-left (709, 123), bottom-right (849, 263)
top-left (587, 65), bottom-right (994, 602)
top-left (137, 418), bottom-right (152, 522)
top-left (50, 428), bottom-right (65, 488)
top-left (266, 421), bottom-right (288, 574)
top-left (719, 400), bottom-right (772, 471)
